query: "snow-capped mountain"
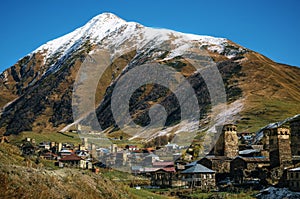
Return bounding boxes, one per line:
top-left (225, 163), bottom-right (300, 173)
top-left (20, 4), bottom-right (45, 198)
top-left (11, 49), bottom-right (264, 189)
top-left (0, 13), bottom-right (299, 137)
top-left (29, 13), bottom-right (245, 77)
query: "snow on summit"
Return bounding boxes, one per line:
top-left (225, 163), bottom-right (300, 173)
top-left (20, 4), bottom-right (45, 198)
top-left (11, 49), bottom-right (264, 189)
top-left (33, 13), bottom-right (127, 58)
top-left (30, 12), bottom-right (244, 68)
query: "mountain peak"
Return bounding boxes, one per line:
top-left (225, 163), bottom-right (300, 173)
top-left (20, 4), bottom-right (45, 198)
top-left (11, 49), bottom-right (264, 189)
top-left (90, 12), bottom-right (125, 24)
top-left (33, 13), bottom-right (129, 61)
top-left (84, 12), bottom-right (126, 31)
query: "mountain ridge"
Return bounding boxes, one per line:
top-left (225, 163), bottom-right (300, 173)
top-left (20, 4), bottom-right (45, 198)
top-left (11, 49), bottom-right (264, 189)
top-left (0, 13), bottom-right (299, 137)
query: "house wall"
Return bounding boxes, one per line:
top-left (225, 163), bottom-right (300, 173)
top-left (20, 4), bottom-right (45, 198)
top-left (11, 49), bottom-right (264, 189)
top-left (212, 159), bottom-right (231, 174)
top-left (230, 158), bottom-right (246, 183)
top-left (199, 158), bottom-right (231, 174)
top-left (200, 173), bottom-right (216, 190)
top-left (268, 127), bottom-right (292, 168)
top-left (291, 119), bottom-right (300, 156)
top-left (182, 173), bottom-right (216, 190)
top-left (288, 170), bottom-right (300, 192)
top-left (150, 171), bottom-right (173, 188)
top-left (230, 158), bottom-right (246, 173)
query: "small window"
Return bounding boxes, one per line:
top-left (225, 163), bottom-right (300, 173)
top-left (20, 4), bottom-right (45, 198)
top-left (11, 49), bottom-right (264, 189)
top-left (291, 173), bottom-right (294, 179)
top-left (296, 173), bottom-right (299, 179)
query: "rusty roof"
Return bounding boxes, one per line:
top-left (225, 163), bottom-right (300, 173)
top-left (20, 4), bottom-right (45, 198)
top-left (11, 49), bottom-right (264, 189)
top-left (59, 154), bottom-right (82, 161)
top-left (234, 156), bottom-right (269, 163)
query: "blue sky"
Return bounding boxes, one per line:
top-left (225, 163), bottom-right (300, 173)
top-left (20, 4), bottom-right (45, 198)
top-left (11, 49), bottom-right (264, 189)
top-left (0, 0), bottom-right (299, 72)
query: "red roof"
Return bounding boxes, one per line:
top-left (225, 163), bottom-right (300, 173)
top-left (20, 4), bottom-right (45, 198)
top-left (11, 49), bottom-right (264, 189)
top-left (143, 168), bottom-right (159, 172)
top-left (59, 154), bottom-right (82, 161)
top-left (153, 161), bottom-right (174, 167)
top-left (161, 167), bottom-right (176, 172)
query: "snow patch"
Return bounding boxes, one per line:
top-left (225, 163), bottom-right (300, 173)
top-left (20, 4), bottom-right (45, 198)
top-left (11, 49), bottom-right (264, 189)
top-left (0, 71), bottom-right (8, 82)
top-left (207, 99), bottom-right (244, 133)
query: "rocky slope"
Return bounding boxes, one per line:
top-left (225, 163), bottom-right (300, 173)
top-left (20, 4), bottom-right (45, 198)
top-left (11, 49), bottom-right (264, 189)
top-left (0, 13), bottom-right (299, 137)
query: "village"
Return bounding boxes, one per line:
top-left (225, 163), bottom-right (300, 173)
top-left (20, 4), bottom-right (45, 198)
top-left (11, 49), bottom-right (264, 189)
top-left (3, 114), bottom-right (300, 197)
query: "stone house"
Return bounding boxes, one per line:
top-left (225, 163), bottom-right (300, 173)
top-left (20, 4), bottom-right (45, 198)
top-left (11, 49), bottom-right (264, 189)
top-left (291, 116), bottom-right (300, 156)
top-left (287, 167), bottom-right (300, 191)
top-left (149, 167), bottom-right (176, 188)
top-left (59, 154), bottom-right (82, 167)
top-left (181, 164), bottom-right (216, 190)
top-left (230, 156), bottom-right (270, 183)
top-left (198, 156), bottom-right (232, 175)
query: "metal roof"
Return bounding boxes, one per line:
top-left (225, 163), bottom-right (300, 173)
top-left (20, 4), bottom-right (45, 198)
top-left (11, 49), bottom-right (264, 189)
top-left (289, 167), bottom-right (300, 172)
top-left (186, 160), bottom-right (198, 167)
top-left (182, 164), bottom-right (215, 174)
top-left (239, 149), bottom-right (259, 155)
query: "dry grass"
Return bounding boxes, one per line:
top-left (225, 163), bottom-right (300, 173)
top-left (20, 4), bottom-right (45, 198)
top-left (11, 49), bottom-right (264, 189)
top-left (0, 142), bottom-right (171, 199)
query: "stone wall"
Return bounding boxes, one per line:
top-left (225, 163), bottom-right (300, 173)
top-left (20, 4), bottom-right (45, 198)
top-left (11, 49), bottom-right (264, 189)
top-left (291, 118), bottom-right (300, 156)
top-left (214, 124), bottom-right (239, 158)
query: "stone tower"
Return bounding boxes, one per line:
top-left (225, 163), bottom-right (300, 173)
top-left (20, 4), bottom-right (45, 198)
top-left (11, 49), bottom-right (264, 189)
top-left (214, 124), bottom-right (239, 158)
top-left (291, 117), bottom-right (300, 156)
top-left (265, 127), bottom-right (292, 168)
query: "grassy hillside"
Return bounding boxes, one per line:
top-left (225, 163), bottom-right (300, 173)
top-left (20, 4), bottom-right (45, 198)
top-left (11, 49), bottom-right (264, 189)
top-left (235, 52), bottom-right (300, 132)
top-left (1, 41), bottom-right (299, 137)
top-left (9, 131), bottom-right (81, 145)
top-left (0, 142), bottom-right (171, 199)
